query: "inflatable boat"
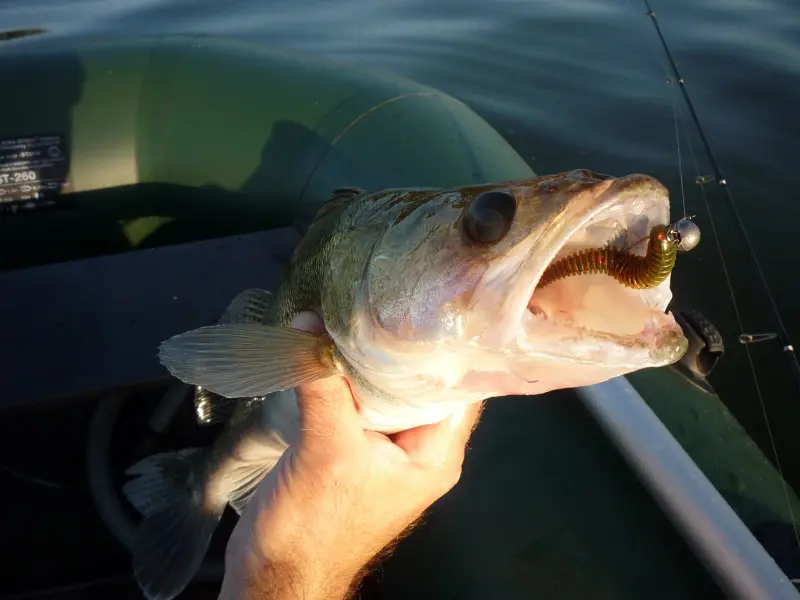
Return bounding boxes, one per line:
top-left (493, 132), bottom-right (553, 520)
top-left (1, 34), bottom-right (798, 600)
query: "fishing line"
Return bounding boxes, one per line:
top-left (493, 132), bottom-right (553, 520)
top-left (643, 0), bottom-right (800, 548)
top-left (680, 110), bottom-right (800, 549)
top-left (643, 0), bottom-right (800, 391)
top-left (670, 79), bottom-right (687, 217)
top-left (0, 463), bottom-right (72, 491)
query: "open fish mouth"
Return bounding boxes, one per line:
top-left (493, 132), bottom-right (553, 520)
top-left (517, 177), bottom-right (687, 367)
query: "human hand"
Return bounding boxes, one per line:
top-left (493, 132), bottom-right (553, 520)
top-left (219, 312), bottom-right (484, 600)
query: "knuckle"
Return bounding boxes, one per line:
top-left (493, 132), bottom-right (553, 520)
top-left (317, 447), bottom-right (359, 486)
top-left (316, 448), bottom-right (344, 476)
top-left (437, 465), bottom-right (463, 493)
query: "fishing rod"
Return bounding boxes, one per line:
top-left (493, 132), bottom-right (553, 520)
top-left (643, 0), bottom-right (800, 390)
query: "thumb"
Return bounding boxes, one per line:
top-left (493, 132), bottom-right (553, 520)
top-left (290, 312), bottom-right (362, 450)
top-left (393, 401), bottom-right (484, 469)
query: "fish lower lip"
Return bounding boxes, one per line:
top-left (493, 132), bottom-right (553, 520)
top-left (519, 294), bottom-right (687, 368)
top-left (526, 268), bottom-right (674, 340)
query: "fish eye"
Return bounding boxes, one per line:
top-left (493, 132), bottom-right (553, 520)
top-left (462, 190), bottom-right (517, 245)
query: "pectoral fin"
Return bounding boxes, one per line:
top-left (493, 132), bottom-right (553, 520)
top-left (158, 323), bottom-right (337, 398)
top-left (191, 289), bottom-right (275, 425)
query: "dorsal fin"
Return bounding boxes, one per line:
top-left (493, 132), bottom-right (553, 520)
top-left (311, 187), bottom-right (364, 222)
top-left (218, 289), bottom-right (273, 326)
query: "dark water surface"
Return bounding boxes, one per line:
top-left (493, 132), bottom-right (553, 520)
top-left (2, 0), bottom-right (799, 583)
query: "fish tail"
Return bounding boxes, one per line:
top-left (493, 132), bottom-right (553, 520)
top-left (123, 448), bottom-right (225, 600)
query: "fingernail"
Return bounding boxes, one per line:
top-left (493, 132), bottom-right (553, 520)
top-left (290, 311), bottom-right (325, 333)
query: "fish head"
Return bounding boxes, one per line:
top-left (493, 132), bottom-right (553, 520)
top-left (334, 169), bottom-right (688, 402)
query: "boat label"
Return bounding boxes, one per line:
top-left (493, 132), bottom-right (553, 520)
top-left (0, 134), bottom-right (72, 214)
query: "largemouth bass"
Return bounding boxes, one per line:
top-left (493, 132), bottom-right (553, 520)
top-left (123, 169), bottom-right (689, 600)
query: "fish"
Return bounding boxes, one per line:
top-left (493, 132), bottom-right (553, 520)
top-left (122, 169), bottom-right (689, 600)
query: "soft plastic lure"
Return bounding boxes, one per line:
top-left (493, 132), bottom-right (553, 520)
top-left (538, 218), bottom-right (700, 290)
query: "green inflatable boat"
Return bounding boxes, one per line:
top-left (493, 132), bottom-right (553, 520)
top-left (1, 34), bottom-right (798, 600)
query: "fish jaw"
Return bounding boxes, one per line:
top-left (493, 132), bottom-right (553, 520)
top-left (468, 170), bottom-right (687, 379)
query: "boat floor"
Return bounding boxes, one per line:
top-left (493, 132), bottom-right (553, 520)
top-left (0, 385), bottom-right (727, 600)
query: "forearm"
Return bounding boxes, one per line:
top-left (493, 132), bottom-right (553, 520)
top-left (219, 550), bottom-right (363, 600)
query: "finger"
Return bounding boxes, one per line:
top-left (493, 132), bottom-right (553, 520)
top-left (295, 374), bottom-right (361, 445)
top-left (456, 399), bottom-right (485, 448)
top-left (393, 400), bottom-right (484, 469)
top-left (445, 400), bottom-right (485, 462)
top-left (289, 310), bottom-right (327, 335)
top-left (290, 312), bottom-right (362, 449)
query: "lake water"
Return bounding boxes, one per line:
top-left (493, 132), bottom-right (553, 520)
top-left (2, 0), bottom-right (799, 500)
